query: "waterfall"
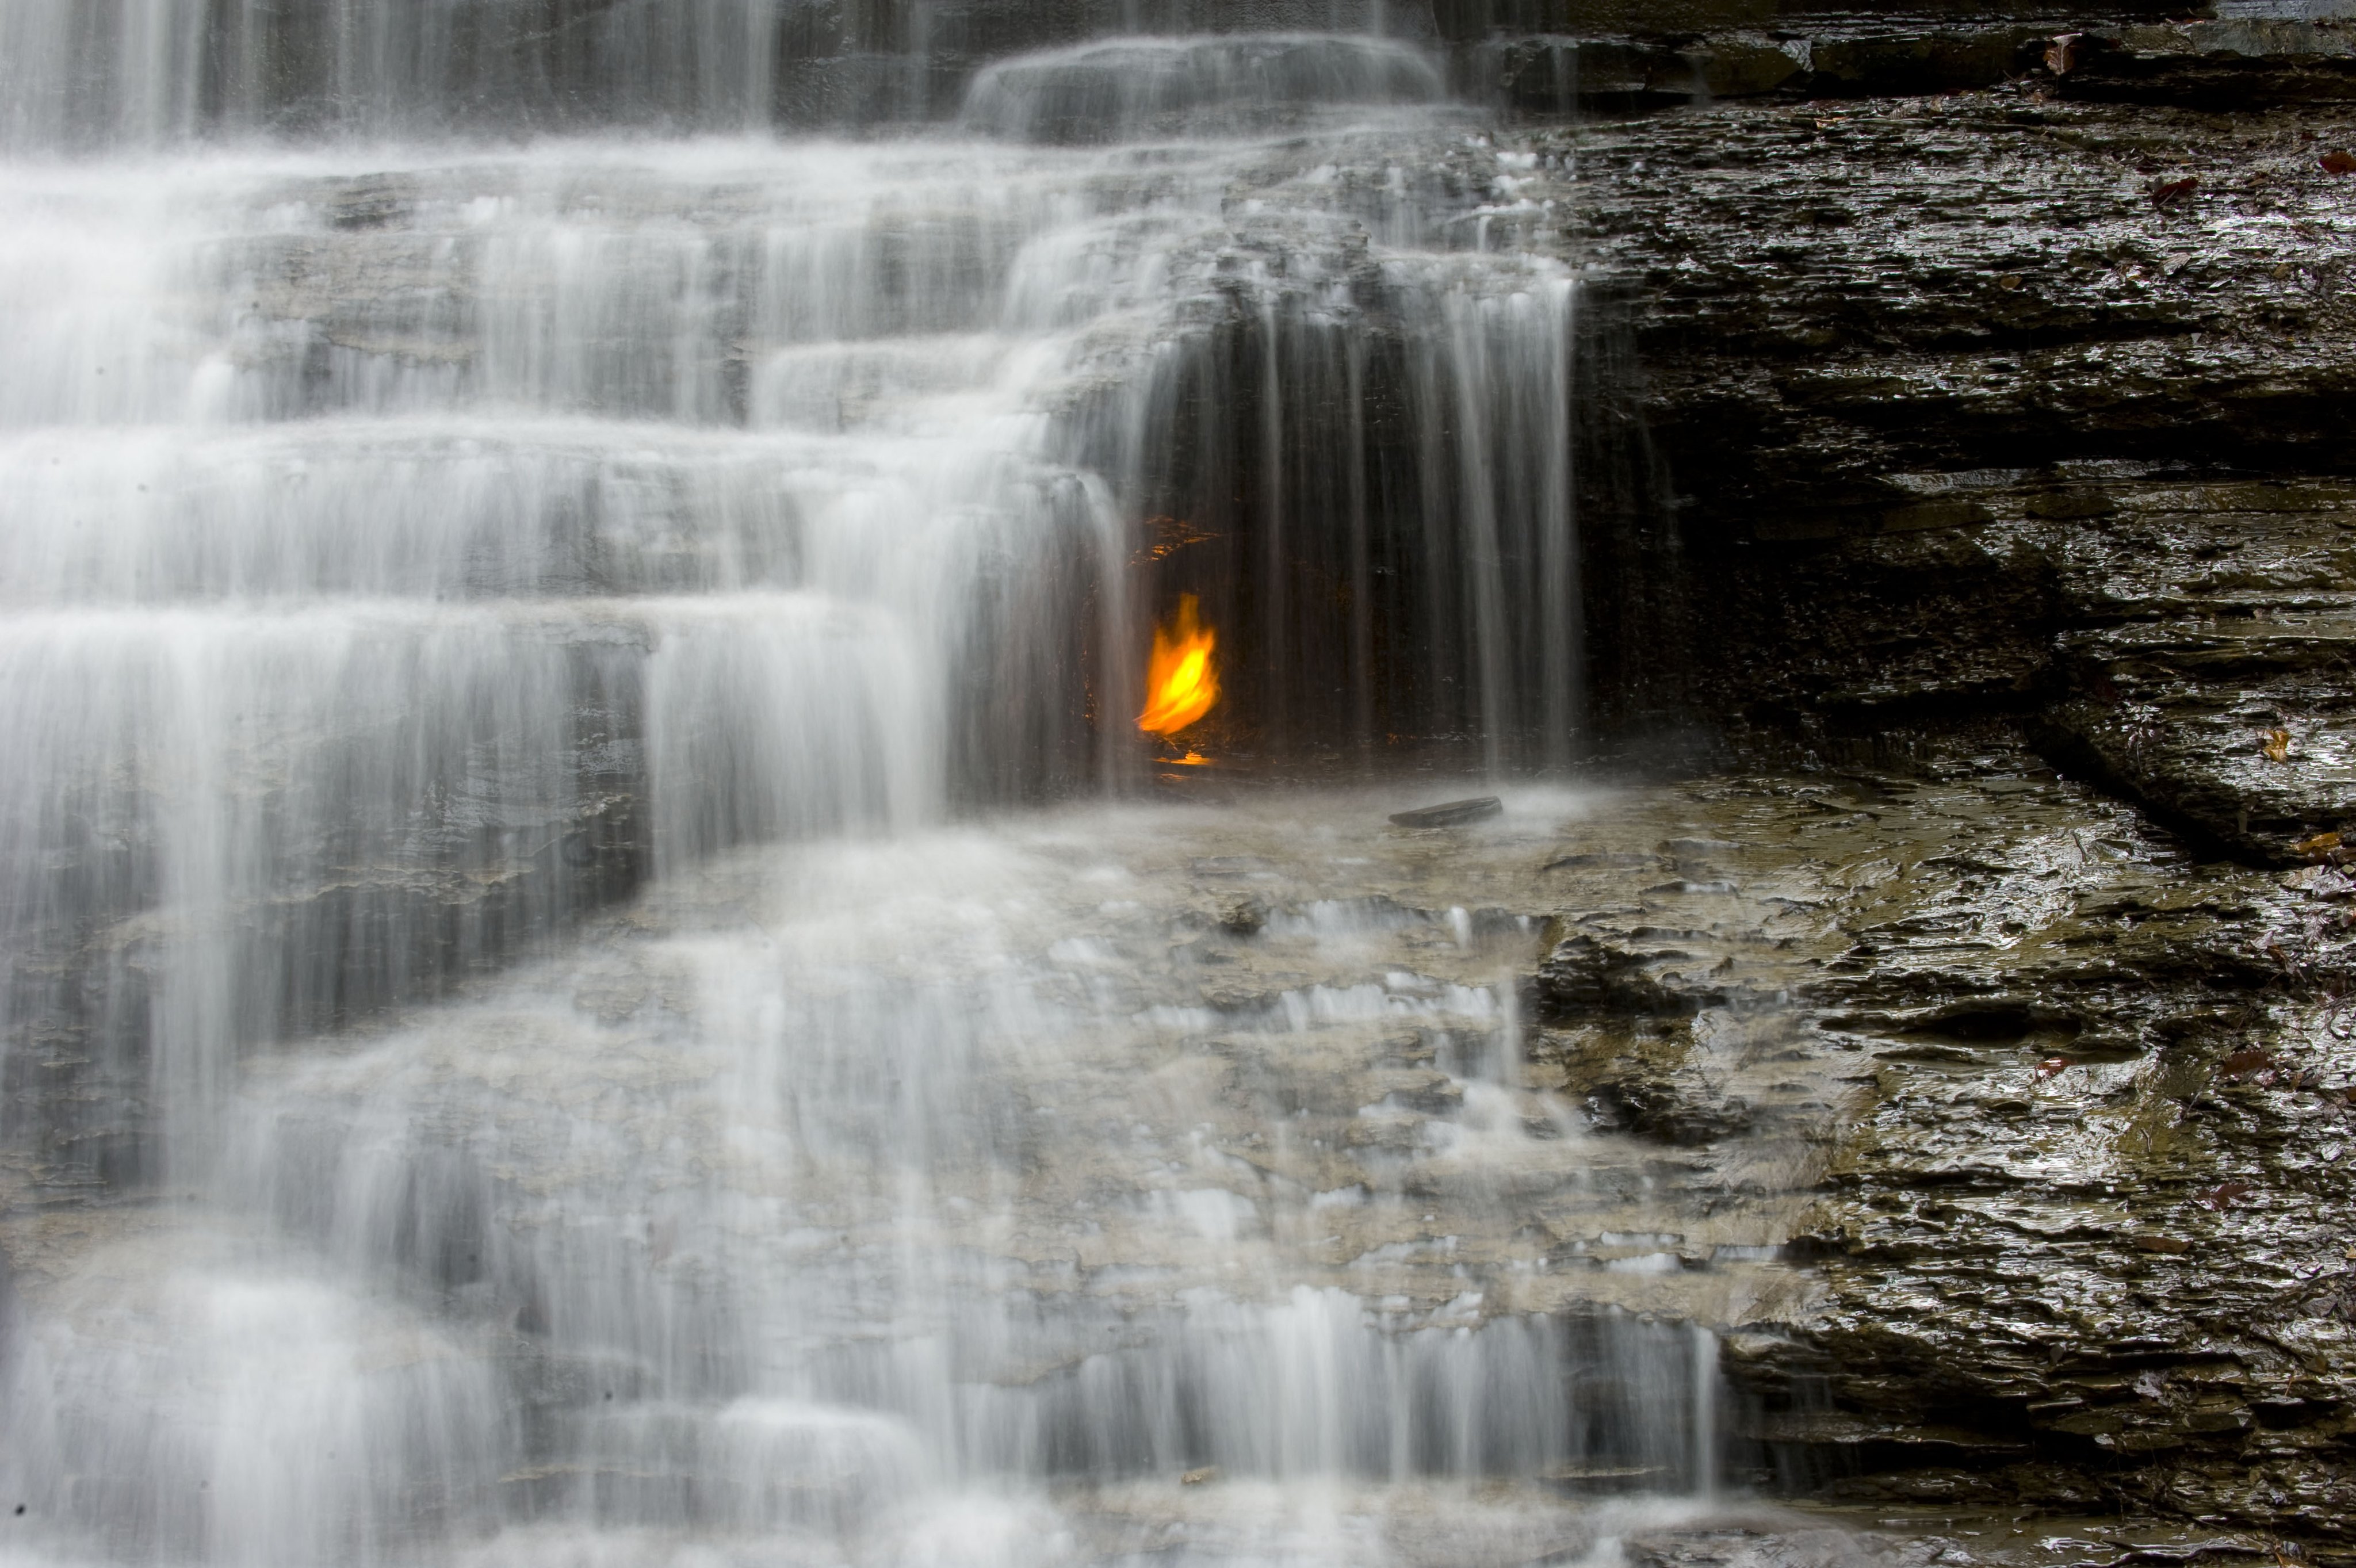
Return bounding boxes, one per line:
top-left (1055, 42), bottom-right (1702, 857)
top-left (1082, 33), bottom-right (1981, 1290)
top-left (0, 6), bottom-right (1716, 1565)
top-left (1, 0), bottom-right (1425, 147)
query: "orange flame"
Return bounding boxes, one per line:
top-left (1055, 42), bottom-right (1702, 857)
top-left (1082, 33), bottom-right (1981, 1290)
top-left (1137, 594), bottom-right (1219, 737)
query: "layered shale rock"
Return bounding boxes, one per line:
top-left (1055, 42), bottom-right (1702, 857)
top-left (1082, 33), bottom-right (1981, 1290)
top-left (1525, 755), bottom-right (2356, 1546)
top-left (1542, 22), bottom-right (2356, 866)
top-left (1495, 21), bottom-right (2356, 1540)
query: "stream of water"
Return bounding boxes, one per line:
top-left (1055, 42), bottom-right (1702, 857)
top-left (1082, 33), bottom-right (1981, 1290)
top-left (0, 8), bottom-right (1724, 1565)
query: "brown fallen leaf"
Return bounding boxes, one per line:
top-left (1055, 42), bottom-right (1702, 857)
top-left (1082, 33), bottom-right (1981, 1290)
top-left (2322, 150), bottom-right (2356, 174)
top-left (2151, 177), bottom-right (2199, 207)
top-left (1995, 273), bottom-right (2025, 290)
top-left (2132, 1234), bottom-right (2193, 1255)
top-left (2033, 1056), bottom-right (2072, 1080)
top-left (2297, 830), bottom-right (2344, 859)
top-left (2262, 727), bottom-right (2294, 763)
top-left (2046, 33), bottom-right (2082, 75)
top-left (2196, 1179), bottom-right (2255, 1210)
top-left (2220, 1048), bottom-right (2275, 1080)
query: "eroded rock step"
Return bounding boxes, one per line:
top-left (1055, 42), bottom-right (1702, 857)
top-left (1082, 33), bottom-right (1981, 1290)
top-left (1463, 0), bottom-right (2356, 113)
top-left (1524, 759), bottom-right (2356, 1550)
top-left (0, 784), bottom-right (1797, 1561)
top-left (20, 0), bottom-right (2355, 146)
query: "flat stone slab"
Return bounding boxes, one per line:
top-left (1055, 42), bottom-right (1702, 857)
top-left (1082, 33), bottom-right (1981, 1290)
top-left (1388, 795), bottom-right (1506, 828)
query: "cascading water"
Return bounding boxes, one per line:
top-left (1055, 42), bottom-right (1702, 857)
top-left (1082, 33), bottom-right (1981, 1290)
top-left (0, 5), bottom-right (1717, 1565)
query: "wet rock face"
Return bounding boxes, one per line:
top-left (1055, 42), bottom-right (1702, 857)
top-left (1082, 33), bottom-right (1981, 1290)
top-left (0, 745), bottom-right (648, 1196)
top-left (1513, 33), bottom-right (2356, 1535)
top-left (1525, 758), bottom-right (2356, 1546)
top-left (1547, 62), bottom-right (2356, 866)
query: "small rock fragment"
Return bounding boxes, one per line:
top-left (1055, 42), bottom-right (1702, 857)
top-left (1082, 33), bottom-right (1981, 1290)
top-left (2196, 1179), bottom-right (2255, 1210)
top-left (1660, 837), bottom-right (1739, 858)
top-left (1388, 796), bottom-right (1502, 829)
top-left (1190, 855), bottom-right (1276, 879)
top-left (1542, 850), bottom-right (1657, 871)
